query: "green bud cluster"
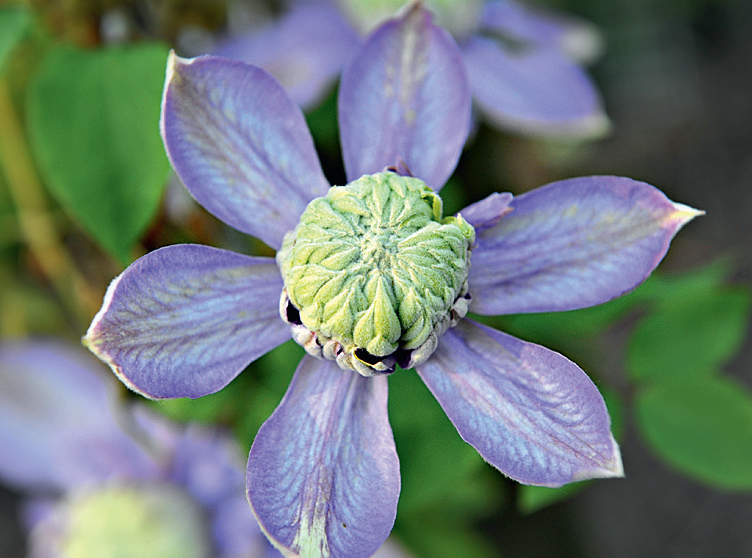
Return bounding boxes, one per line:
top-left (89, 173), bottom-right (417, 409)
top-left (58, 484), bottom-right (209, 558)
top-left (277, 172), bottom-right (475, 375)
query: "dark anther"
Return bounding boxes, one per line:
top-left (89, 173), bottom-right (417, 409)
top-left (354, 348), bottom-right (382, 366)
top-left (354, 348), bottom-right (397, 374)
top-left (285, 301), bottom-right (302, 325)
top-left (394, 348), bottom-right (413, 370)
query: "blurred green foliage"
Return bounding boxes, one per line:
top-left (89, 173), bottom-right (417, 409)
top-left (636, 376), bottom-right (752, 490)
top-left (0, 6), bottom-right (30, 73)
top-left (27, 43), bottom-right (171, 265)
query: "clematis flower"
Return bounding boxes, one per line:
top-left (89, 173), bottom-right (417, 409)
top-left (0, 341), bottom-right (410, 558)
top-left (216, 0), bottom-right (608, 137)
top-left (84, 5), bottom-right (701, 558)
top-left (0, 340), bottom-right (270, 558)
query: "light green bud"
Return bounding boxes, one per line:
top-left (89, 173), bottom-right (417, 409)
top-left (335, 0), bottom-right (485, 38)
top-left (277, 172), bottom-right (475, 376)
top-left (57, 484), bottom-right (209, 558)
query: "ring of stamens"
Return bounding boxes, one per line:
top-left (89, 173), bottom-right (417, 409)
top-left (277, 172), bottom-right (475, 376)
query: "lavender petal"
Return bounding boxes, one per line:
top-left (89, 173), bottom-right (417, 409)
top-left (161, 53), bottom-right (330, 249)
top-left (247, 356), bottom-right (399, 558)
top-left (85, 244), bottom-right (290, 399)
top-left (480, 0), bottom-right (604, 64)
top-left (459, 191), bottom-right (513, 231)
top-left (469, 176), bottom-right (703, 315)
top-left (0, 341), bottom-right (157, 491)
top-left (463, 36), bottom-right (609, 138)
top-left (339, 3), bottom-right (471, 191)
top-left (417, 319), bottom-right (623, 486)
top-left (215, 5), bottom-right (359, 110)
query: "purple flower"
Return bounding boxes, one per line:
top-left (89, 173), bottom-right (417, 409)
top-left (217, 0), bottom-right (609, 137)
top-left (0, 341), bottom-right (269, 558)
top-left (84, 5), bottom-right (700, 557)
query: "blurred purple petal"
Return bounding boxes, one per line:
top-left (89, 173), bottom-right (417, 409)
top-left (213, 494), bottom-right (271, 558)
top-left (161, 53), bottom-right (330, 249)
top-left (459, 191), bottom-right (513, 230)
top-left (469, 176), bottom-right (703, 315)
top-left (463, 36), bottom-right (609, 138)
top-left (216, 5), bottom-right (359, 109)
top-left (247, 357), bottom-right (399, 558)
top-left (481, 0), bottom-right (603, 64)
top-left (339, 3), bottom-right (471, 191)
top-left (84, 244), bottom-right (290, 399)
top-left (417, 319), bottom-right (623, 486)
top-left (0, 342), bottom-right (157, 491)
top-left (168, 425), bottom-right (245, 508)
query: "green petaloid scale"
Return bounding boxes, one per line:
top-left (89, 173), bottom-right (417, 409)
top-left (277, 172), bottom-right (475, 376)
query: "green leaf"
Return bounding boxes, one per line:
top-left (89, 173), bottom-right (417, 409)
top-left (517, 483), bottom-right (585, 515)
top-left (496, 292), bottom-right (638, 345)
top-left (628, 287), bottom-right (751, 381)
top-left (397, 516), bottom-right (498, 558)
top-left (27, 44), bottom-right (171, 264)
top-left (635, 377), bottom-right (752, 490)
top-left (0, 6), bottom-right (30, 73)
top-left (636, 258), bottom-right (733, 307)
top-left (389, 368), bottom-right (501, 517)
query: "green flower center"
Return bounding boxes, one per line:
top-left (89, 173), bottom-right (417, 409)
top-left (277, 172), bottom-right (475, 376)
top-left (59, 484), bottom-right (210, 558)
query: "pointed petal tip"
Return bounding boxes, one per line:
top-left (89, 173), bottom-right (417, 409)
top-left (82, 272), bottom-right (166, 402)
top-left (575, 110), bottom-right (612, 139)
top-left (164, 50), bottom-right (189, 88)
top-left (82, 331), bottom-right (162, 402)
top-left (670, 202), bottom-right (705, 227)
top-left (570, 434), bottom-right (624, 483)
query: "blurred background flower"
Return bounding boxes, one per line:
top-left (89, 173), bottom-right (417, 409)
top-left (0, 340), bottom-right (272, 558)
top-left (214, 0), bottom-right (610, 138)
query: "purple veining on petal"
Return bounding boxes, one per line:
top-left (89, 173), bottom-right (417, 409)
top-left (84, 244), bottom-right (290, 399)
top-left (247, 356), bottom-right (400, 558)
top-left (338, 3), bottom-right (471, 191)
top-left (469, 175), bottom-right (703, 315)
top-left (161, 53), bottom-right (330, 250)
top-left (215, 4), bottom-right (360, 110)
top-left (417, 319), bottom-right (623, 486)
top-left (462, 35), bottom-right (610, 138)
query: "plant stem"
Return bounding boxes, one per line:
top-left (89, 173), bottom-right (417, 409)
top-left (0, 77), bottom-right (99, 330)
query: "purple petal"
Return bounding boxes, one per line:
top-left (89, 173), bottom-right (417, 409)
top-left (161, 53), bottom-right (330, 249)
top-left (0, 341), bottom-right (157, 491)
top-left (481, 0), bottom-right (604, 64)
top-left (417, 319), bottom-right (623, 486)
top-left (213, 494), bottom-right (270, 558)
top-left (338, 3), bottom-right (471, 191)
top-left (168, 424), bottom-right (246, 508)
top-left (469, 176), bottom-right (703, 315)
top-left (215, 5), bottom-right (360, 110)
top-left (459, 191), bottom-right (513, 231)
top-left (247, 357), bottom-right (399, 558)
top-left (463, 36), bottom-right (609, 138)
top-left (84, 244), bottom-right (290, 399)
